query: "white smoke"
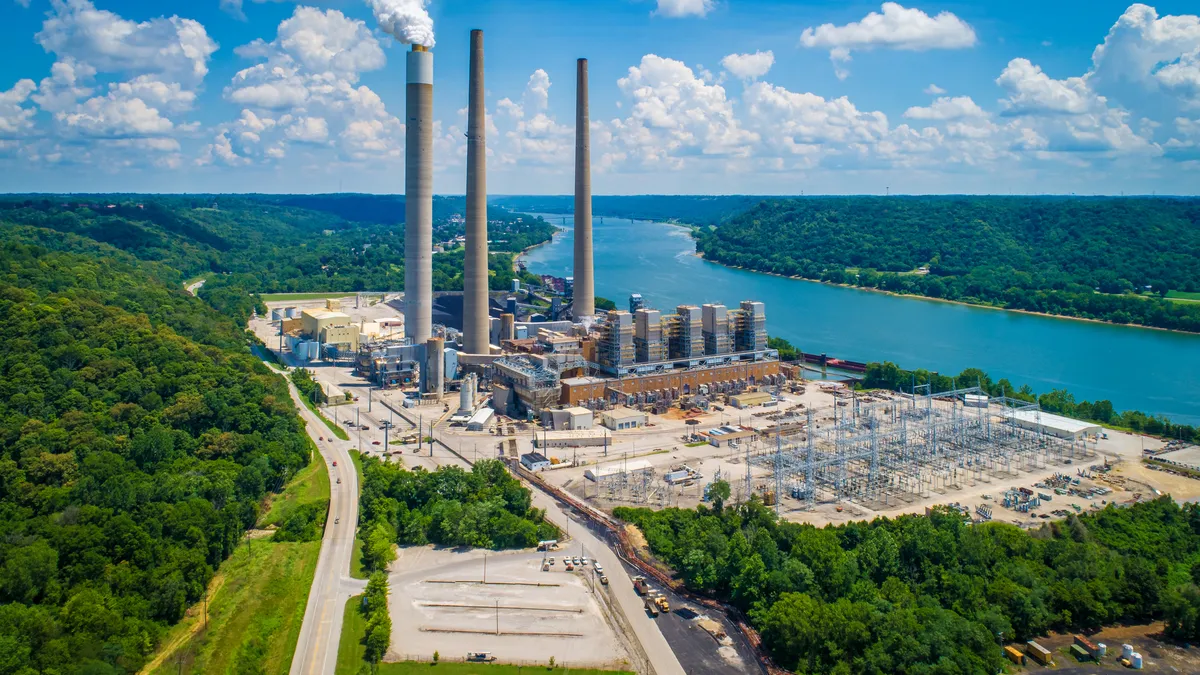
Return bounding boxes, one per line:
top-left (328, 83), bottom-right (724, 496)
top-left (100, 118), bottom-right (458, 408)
top-left (368, 0), bottom-right (435, 48)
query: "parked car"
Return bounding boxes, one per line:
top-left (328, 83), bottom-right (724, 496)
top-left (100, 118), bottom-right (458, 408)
top-left (372, 440), bottom-right (381, 445)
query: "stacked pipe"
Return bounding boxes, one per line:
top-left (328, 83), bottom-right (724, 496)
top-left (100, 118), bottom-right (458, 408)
top-left (463, 30), bottom-right (489, 354)
top-left (573, 57), bottom-right (594, 317)
top-left (405, 45), bottom-right (434, 344)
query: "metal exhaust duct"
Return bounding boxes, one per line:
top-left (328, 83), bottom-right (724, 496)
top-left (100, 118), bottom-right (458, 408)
top-left (573, 57), bottom-right (595, 318)
top-left (463, 29), bottom-right (489, 355)
top-left (405, 45), bottom-right (434, 344)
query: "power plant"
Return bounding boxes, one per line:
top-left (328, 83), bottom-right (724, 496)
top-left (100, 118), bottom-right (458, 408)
top-left (404, 44), bottom-right (434, 345)
top-left (282, 32), bottom-right (780, 447)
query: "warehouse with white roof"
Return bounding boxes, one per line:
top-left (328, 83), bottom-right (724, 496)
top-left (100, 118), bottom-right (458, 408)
top-left (1004, 409), bottom-right (1102, 441)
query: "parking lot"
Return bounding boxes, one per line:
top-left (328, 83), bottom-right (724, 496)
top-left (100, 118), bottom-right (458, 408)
top-left (386, 546), bottom-right (630, 669)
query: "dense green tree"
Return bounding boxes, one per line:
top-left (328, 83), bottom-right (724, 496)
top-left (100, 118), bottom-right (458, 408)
top-left (695, 196), bottom-right (1200, 332)
top-left (0, 229), bottom-right (311, 673)
top-left (615, 495), bottom-right (1200, 675)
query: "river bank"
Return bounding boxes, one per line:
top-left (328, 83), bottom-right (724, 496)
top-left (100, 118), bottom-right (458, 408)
top-left (518, 213), bottom-right (1200, 424)
top-left (692, 250), bottom-right (1190, 335)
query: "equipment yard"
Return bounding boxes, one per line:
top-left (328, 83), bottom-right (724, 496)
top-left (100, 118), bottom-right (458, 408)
top-left (385, 546), bottom-right (631, 670)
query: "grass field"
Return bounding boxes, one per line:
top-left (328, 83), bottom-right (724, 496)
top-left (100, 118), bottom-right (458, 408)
top-left (143, 450), bottom-right (329, 675)
top-left (1167, 291), bottom-right (1200, 303)
top-left (335, 595), bottom-right (368, 674)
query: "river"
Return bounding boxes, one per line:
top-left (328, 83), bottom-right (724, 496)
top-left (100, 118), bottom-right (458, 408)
top-left (519, 214), bottom-right (1200, 425)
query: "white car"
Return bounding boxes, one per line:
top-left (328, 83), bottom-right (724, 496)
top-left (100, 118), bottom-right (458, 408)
top-left (594, 563), bottom-right (604, 574)
top-left (581, 556), bottom-right (589, 566)
top-left (572, 556), bottom-right (581, 565)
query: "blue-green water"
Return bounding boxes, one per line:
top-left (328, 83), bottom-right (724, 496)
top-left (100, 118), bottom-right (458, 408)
top-left (521, 215), bottom-right (1200, 425)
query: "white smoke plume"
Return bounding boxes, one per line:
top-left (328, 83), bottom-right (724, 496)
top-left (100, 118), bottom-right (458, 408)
top-left (368, 0), bottom-right (435, 48)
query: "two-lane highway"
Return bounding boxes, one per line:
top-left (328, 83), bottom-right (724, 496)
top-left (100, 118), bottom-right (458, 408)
top-left (261, 359), bottom-right (366, 675)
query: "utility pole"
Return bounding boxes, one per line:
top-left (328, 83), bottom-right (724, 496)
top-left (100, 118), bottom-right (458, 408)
top-left (495, 599), bottom-right (500, 636)
top-left (368, 387), bottom-right (372, 412)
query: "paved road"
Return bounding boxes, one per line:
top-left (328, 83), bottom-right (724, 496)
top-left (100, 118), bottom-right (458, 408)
top-left (257, 356), bottom-right (367, 675)
top-left (184, 279), bottom-right (205, 296)
top-left (435, 429), bottom-right (687, 675)
top-left (261, 335), bottom-right (686, 675)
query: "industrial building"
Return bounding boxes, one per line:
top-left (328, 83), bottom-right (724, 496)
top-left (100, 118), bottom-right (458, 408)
top-left (586, 459), bottom-right (652, 482)
top-left (600, 408), bottom-right (647, 431)
top-left (1003, 409), bottom-right (1103, 440)
top-left (520, 452), bottom-right (551, 472)
top-left (541, 407), bottom-right (594, 431)
top-left (560, 359), bottom-right (783, 406)
top-left (466, 406), bottom-right (495, 431)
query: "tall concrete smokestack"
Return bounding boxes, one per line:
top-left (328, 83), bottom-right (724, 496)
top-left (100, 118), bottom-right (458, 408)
top-left (405, 45), bottom-right (434, 344)
top-left (573, 57), bottom-right (595, 318)
top-left (463, 30), bottom-right (489, 354)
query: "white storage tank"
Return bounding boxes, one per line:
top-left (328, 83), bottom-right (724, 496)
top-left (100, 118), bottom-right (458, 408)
top-left (1131, 652), bottom-right (1142, 669)
top-left (1122, 644), bottom-right (1134, 659)
top-left (271, 308), bottom-right (283, 321)
top-left (286, 306), bottom-right (299, 319)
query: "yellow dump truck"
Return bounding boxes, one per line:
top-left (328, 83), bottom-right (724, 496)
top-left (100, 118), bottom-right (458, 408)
top-left (655, 593), bottom-right (670, 613)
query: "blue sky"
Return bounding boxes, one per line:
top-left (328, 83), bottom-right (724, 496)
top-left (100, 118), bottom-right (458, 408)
top-left (1, 0), bottom-right (1199, 194)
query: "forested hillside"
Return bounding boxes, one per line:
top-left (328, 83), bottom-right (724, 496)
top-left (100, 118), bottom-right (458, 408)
top-left (0, 196), bottom-right (555, 324)
top-left (0, 228), bottom-right (312, 673)
top-left (695, 197), bottom-right (1200, 332)
top-left (617, 495), bottom-right (1200, 675)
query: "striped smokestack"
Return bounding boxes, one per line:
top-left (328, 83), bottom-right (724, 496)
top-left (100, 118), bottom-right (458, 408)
top-left (463, 30), bottom-right (489, 354)
top-left (405, 45), bottom-right (434, 344)
top-left (573, 57), bottom-right (595, 318)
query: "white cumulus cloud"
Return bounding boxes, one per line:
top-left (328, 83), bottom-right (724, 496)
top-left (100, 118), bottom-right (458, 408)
top-left (655, 0), bottom-right (715, 18)
top-left (721, 51), bottom-right (775, 80)
top-left (904, 96), bottom-right (986, 120)
top-left (800, 3), bottom-right (976, 79)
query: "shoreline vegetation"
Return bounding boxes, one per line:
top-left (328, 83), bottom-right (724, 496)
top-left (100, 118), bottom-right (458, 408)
top-left (695, 249), bottom-right (1192, 334)
top-left (694, 197), bottom-right (1200, 334)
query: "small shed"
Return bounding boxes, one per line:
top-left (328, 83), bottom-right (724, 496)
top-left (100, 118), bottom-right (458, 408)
top-left (520, 452), bottom-right (551, 472)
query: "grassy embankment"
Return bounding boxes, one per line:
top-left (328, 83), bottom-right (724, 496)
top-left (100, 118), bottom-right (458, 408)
top-left (306, 397), bottom-right (350, 440)
top-left (143, 451), bottom-right (329, 674)
top-left (1167, 291), bottom-right (1200, 303)
top-left (349, 449), bottom-right (367, 579)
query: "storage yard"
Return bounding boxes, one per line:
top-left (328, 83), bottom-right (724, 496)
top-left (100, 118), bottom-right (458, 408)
top-left (1011, 623), bottom-right (1200, 673)
top-left (385, 546), bottom-right (630, 669)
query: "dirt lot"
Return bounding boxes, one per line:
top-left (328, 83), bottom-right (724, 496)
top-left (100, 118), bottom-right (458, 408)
top-left (1021, 623), bottom-right (1200, 673)
top-left (385, 546), bottom-right (629, 669)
